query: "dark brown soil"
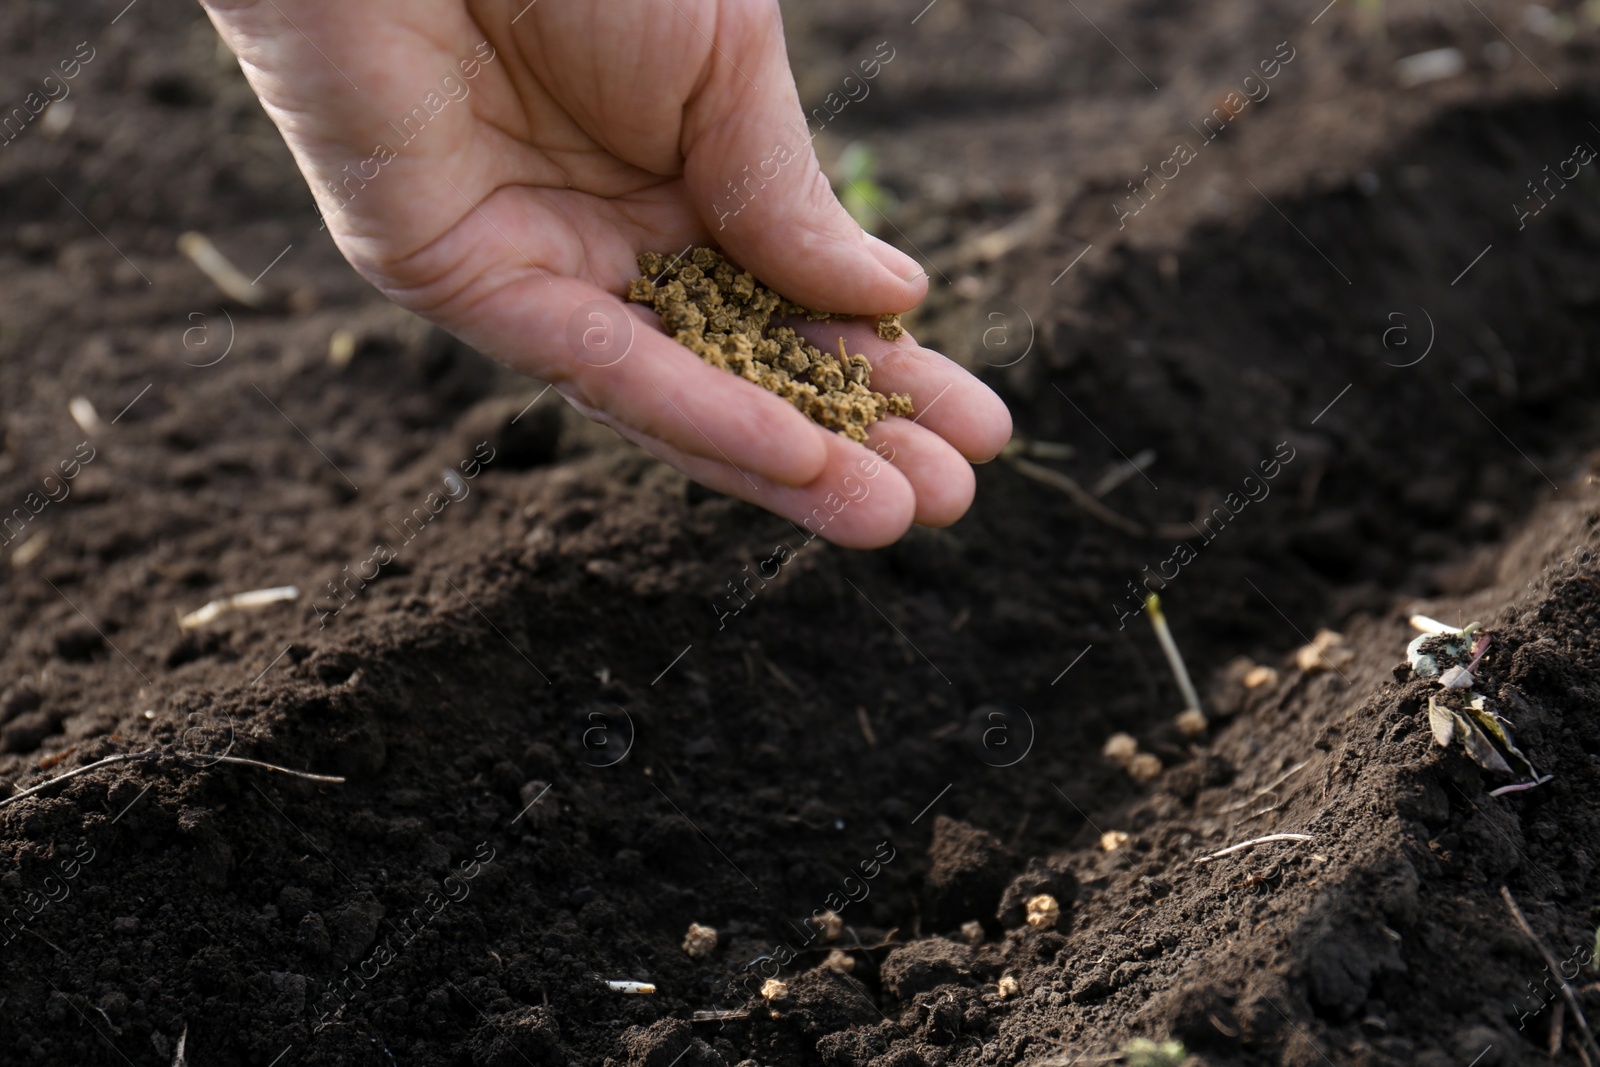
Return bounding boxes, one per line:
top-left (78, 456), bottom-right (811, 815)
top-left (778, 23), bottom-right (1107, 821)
top-left (4, 1), bottom-right (1600, 1065)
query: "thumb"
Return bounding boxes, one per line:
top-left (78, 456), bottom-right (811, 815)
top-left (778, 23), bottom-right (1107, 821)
top-left (680, 8), bottom-right (927, 315)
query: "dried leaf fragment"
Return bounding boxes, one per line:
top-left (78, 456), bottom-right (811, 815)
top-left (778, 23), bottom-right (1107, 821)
top-left (1427, 696), bottom-right (1456, 747)
top-left (1459, 714), bottom-right (1513, 774)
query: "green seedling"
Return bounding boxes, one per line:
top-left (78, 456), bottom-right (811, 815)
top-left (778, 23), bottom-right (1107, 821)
top-left (1146, 594), bottom-right (1203, 718)
top-left (835, 142), bottom-right (897, 234)
top-left (1121, 1037), bottom-right (1186, 1067)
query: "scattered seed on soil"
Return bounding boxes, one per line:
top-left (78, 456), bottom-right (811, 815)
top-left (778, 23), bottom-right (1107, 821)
top-left (328, 328), bottom-right (357, 368)
top-left (1127, 752), bottom-right (1163, 782)
top-left (760, 978), bottom-right (789, 1001)
top-left (626, 247), bottom-right (914, 443)
top-left (9, 535), bottom-right (47, 568)
top-left (1102, 732), bottom-right (1139, 765)
top-left (1242, 664), bottom-right (1279, 688)
top-left (1025, 893), bottom-right (1060, 930)
top-left (1101, 830), bottom-right (1131, 852)
top-left (1175, 708), bottom-right (1209, 736)
top-left (960, 920), bottom-right (985, 945)
top-left (681, 922), bottom-right (717, 959)
top-left (1295, 629), bottom-right (1352, 672)
top-left (823, 948), bottom-right (855, 973)
top-left (814, 909), bottom-right (843, 942)
top-left (997, 975), bottom-right (1021, 999)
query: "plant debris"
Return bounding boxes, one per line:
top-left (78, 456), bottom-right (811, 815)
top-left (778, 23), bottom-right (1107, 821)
top-left (178, 231), bottom-right (272, 309)
top-left (1427, 692), bottom-right (1548, 785)
top-left (604, 980), bottom-right (656, 994)
top-left (626, 248), bottom-right (913, 443)
top-left (1410, 624), bottom-right (1552, 791)
top-left (178, 585), bottom-right (299, 630)
top-left (1194, 833), bottom-right (1315, 864)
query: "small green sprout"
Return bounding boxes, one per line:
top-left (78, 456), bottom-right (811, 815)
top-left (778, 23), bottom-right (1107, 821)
top-left (1146, 594), bottom-right (1203, 718)
top-left (1122, 1037), bottom-right (1187, 1067)
top-left (835, 142), bottom-right (897, 233)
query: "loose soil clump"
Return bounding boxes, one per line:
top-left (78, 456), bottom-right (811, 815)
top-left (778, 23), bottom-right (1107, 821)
top-left (626, 247), bottom-right (912, 443)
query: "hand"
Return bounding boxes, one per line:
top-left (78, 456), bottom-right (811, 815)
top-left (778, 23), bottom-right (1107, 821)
top-left (200, 0), bottom-right (1012, 547)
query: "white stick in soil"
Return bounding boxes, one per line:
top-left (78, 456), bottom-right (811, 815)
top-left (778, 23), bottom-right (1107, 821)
top-left (1145, 594), bottom-right (1202, 716)
top-left (605, 980), bottom-right (656, 994)
top-left (179, 585), bottom-right (299, 630)
top-left (1195, 833), bottom-right (1315, 864)
top-left (177, 231), bottom-right (270, 308)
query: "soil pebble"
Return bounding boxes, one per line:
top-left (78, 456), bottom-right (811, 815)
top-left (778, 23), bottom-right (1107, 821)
top-left (925, 815), bottom-right (1017, 929)
top-left (879, 936), bottom-right (975, 1001)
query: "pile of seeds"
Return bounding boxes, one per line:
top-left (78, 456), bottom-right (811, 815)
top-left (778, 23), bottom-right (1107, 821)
top-left (626, 247), bottom-right (913, 443)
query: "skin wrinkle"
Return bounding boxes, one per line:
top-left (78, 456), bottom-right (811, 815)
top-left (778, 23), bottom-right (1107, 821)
top-left (497, 5), bottom-right (704, 175)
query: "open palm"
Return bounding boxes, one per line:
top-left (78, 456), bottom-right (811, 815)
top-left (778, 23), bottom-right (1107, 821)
top-left (201, 0), bottom-right (1011, 547)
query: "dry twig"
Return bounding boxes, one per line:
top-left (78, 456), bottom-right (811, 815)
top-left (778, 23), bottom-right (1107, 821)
top-left (1500, 885), bottom-right (1600, 1065)
top-left (1194, 833), bottom-right (1314, 864)
top-left (1006, 455), bottom-right (1148, 537)
top-left (0, 748), bottom-right (343, 812)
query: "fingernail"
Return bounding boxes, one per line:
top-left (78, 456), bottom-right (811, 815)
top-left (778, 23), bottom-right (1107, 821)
top-left (863, 233), bottom-right (923, 282)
